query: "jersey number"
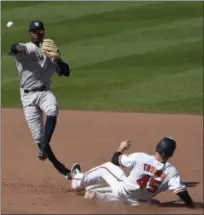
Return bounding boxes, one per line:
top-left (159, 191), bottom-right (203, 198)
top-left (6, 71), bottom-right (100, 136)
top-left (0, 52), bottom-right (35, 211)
top-left (136, 175), bottom-right (162, 193)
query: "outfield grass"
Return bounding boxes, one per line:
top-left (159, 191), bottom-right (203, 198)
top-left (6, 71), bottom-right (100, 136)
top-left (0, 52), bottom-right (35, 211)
top-left (1, 1), bottom-right (203, 114)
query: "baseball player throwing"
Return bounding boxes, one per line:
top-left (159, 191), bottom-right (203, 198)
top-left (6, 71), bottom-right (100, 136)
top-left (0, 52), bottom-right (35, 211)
top-left (71, 137), bottom-right (196, 208)
top-left (9, 20), bottom-right (72, 179)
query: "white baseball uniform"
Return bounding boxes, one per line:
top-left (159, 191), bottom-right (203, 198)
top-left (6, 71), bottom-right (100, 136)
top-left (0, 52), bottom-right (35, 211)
top-left (72, 152), bottom-right (186, 205)
top-left (11, 42), bottom-right (60, 146)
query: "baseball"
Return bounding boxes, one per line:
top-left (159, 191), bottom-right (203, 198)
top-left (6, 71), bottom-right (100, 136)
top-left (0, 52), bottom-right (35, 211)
top-left (7, 21), bottom-right (14, 28)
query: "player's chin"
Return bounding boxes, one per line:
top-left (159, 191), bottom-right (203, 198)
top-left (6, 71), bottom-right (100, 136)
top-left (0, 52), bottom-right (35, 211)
top-left (37, 35), bottom-right (44, 43)
top-left (38, 38), bottom-right (44, 43)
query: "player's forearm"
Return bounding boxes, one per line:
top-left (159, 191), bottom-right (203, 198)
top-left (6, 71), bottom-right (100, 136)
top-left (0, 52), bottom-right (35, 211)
top-left (111, 140), bottom-right (131, 166)
top-left (176, 190), bottom-right (195, 208)
top-left (117, 146), bottom-right (127, 154)
top-left (10, 43), bottom-right (27, 55)
top-left (111, 151), bottom-right (121, 166)
top-left (111, 146), bottom-right (125, 166)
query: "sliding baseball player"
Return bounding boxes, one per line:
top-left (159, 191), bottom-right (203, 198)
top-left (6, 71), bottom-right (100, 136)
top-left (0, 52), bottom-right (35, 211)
top-left (71, 137), bottom-right (196, 208)
top-left (9, 20), bottom-right (72, 179)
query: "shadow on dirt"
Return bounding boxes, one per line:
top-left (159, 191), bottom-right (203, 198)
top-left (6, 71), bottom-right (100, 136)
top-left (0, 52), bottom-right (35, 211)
top-left (183, 181), bottom-right (200, 187)
top-left (159, 200), bottom-right (204, 209)
top-left (157, 181), bottom-right (203, 209)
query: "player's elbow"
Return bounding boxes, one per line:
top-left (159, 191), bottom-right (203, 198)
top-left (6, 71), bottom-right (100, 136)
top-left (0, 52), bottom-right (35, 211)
top-left (63, 69), bottom-right (70, 77)
top-left (10, 43), bottom-right (19, 54)
top-left (56, 59), bottom-right (70, 77)
top-left (10, 43), bottom-right (26, 55)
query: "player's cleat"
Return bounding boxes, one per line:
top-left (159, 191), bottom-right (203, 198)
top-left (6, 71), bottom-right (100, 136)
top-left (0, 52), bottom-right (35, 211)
top-left (84, 190), bottom-right (97, 200)
top-left (71, 163), bottom-right (87, 195)
top-left (38, 150), bottom-right (48, 161)
top-left (71, 163), bottom-right (81, 177)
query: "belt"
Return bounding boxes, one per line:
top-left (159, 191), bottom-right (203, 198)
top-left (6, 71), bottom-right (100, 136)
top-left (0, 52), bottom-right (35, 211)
top-left (23, 86), bottom-right (47, 93)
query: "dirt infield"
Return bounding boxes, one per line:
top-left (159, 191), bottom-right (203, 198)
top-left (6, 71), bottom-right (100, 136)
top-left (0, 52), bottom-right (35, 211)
top-left (2, 108), bottom-right (203, 214)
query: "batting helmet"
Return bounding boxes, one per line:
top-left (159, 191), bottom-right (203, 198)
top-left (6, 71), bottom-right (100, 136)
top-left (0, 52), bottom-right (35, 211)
top-left (156, 137), bottom-right (176, 157)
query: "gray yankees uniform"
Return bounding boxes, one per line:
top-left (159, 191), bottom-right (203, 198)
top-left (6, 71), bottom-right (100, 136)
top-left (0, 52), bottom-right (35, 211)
top-left (15, 41), bottom-right (58, 146)
top-left (9, 19), bottom-right (72, 179)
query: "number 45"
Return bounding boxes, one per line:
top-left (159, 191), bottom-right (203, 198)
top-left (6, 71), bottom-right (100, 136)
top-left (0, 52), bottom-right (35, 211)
top-left (137, 175), bottom-right (162, 193)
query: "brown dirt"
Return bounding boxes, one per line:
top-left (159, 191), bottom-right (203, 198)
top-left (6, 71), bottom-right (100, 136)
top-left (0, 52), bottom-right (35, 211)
top-left (2, 108), bottom-right (203, 214)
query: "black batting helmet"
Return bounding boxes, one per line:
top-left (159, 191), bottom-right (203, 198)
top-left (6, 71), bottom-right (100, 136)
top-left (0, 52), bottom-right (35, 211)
top-left (156, 137), bottom-right (176, 157)
top-left (28, 20), bottom-right (45, 32)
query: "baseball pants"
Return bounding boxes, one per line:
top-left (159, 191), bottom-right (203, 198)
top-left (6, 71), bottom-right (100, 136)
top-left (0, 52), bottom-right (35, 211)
top-left (72, 162), bottom-right (140, 205)
top-left (20, 88), bottom-right (58, 146)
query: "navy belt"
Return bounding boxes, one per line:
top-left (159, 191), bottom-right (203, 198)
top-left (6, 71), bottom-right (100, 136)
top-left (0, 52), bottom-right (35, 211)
top-left (23, 86), bottom-right (47, 93)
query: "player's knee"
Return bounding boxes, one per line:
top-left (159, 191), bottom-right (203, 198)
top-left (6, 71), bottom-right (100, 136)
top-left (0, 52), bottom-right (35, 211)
top-left (101, 162), bottom-right (126, 179)
top-left (101, 162), bottom-right (115, 168)
top-left (46, 104), bottom-right (58, 116)
top-left (35, 136), bottom-right (44, 145)
top-left (27, 124), bottom-right (44, 145)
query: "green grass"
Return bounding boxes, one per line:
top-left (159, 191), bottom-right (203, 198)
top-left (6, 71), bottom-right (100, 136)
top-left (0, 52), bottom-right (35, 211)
top-left (1, 1), bottom-right (203, 114)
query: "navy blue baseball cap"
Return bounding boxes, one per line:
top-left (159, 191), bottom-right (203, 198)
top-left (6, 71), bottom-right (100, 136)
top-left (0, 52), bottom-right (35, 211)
top-left (28, 20), bottom-right (45, 32)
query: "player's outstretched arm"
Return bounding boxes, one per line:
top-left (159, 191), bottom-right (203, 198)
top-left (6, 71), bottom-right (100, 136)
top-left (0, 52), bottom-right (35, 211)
top-left (176, 190), bottom-right (196, 208)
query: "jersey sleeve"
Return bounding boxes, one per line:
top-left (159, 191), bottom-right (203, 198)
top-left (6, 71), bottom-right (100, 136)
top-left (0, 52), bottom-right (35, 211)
top-left (168, 169), bottom-right (186, 194)
top-left (15, 42), bottom-right (35, 55)
top-left (10, 42), bottom-right (35, 60)
top-left (119, 153), bottom-right (138, 169)
top-left (22, 42), bottom-right (36, 54)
